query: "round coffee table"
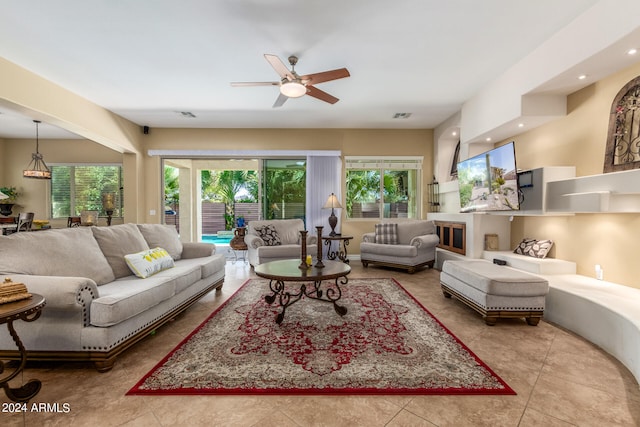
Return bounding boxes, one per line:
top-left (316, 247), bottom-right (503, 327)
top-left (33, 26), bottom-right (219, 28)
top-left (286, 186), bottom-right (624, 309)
top-left (0, 293), bottom-right (46, 402)
top-left (254, 259), bottom-right (351, 324)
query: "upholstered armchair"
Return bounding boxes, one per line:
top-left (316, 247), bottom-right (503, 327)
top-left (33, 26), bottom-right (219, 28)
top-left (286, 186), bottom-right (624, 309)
top-left (244, 218), bottom-right (317, 267)
top-left (360, 220), bottom-right (439, 273)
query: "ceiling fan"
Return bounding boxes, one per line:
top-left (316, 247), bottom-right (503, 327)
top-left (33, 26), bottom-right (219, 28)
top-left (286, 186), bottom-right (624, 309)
top-left (231, 54), bottom-right (350, 108)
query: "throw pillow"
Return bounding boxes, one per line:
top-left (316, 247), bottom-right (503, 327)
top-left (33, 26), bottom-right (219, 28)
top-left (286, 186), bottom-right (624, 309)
top-left (375, 223), bottom-right (399, 244)
top-left (256, 224), bottom-right (282, 246)
top-left (92, 224), bottom-right (150, 278)
top-left (125, 247), bottom-right (175, 278)
top-left (513, 238), bottom-right (554, 259)
top-left (137, 224), bottom-right (183, 260)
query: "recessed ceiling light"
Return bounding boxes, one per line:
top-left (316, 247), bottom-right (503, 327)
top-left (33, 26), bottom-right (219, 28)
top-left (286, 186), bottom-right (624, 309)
top-left (452, 131), bottom-right (457, 136)
top-left (486, 137), bottom-right (492, 142)
top-left (578, 74), bottom-right (587, 80)
top-left (628, 48), bottom-right (638, 55)
top-left (518, 123), bottom-right (524, 128)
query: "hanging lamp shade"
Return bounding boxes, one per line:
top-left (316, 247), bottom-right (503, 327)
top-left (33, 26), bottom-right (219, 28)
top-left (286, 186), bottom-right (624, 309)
top-left (23, 120), bottom-right (51, 179)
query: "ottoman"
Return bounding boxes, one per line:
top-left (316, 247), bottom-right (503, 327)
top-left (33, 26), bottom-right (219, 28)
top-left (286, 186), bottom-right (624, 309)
top-left (440, 260), bottom-right (549, 326)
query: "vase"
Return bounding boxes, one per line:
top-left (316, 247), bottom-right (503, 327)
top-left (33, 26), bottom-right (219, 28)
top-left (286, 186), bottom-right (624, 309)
top-left (0, 203), bottom-right (14, 216)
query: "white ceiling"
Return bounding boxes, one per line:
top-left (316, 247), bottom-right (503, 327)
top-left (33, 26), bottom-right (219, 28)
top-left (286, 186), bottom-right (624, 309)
top-left (0, 0), bottom-right (636, 140)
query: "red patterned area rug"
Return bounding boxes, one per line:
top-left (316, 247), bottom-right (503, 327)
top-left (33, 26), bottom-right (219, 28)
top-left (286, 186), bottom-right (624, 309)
top-left (127, 278), bottom-right (515, 396)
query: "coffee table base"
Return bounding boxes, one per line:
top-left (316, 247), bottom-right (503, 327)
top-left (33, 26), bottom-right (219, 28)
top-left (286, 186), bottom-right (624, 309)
top-left (264, 277), bottom-right (349, 324)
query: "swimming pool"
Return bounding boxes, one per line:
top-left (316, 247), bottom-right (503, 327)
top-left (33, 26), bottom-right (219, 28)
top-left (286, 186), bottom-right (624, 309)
top-left (201, 234), bottom-right (233, 245)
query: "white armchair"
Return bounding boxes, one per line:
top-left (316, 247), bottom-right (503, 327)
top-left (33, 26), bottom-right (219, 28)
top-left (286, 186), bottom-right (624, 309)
top-left (360, 220), bottom-right (439, 273)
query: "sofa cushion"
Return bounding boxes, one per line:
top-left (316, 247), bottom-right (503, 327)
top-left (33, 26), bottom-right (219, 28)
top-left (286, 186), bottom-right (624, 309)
top-left (514, 238), bottom-right (554, 259)
top-left (92, 224), bottom-right (150, 278)
top-left (90, 275), bottom-right (177, 327)
top-left (125, 247), bottom-right (175, 278)
top-left (0, 227), bottom-right (115, 285)
top-left (375, 223), bottom-right (398, 244)
top-left (137, 224), bottom-right (183, 260)
top-left (256, 224), bottom-right (282, 246)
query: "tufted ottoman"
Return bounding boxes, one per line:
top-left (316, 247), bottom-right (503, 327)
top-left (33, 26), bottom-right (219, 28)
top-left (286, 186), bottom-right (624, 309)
top-left (440, 260), bottom-right (549, 326)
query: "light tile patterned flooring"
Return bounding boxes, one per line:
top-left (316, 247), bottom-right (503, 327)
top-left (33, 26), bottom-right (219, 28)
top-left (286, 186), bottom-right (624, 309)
top-left (4, 262), bottom-right (640, 426)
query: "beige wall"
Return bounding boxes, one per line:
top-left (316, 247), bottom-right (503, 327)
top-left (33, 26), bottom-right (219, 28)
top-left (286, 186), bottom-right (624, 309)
top-left (140, 128), bottom-right (434, 253)
top-left (503, 61), bottom-right (640, 288)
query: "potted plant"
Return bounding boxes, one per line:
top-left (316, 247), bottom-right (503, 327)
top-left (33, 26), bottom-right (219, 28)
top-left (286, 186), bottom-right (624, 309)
top-left (0, 186), bottom-right (19, 216)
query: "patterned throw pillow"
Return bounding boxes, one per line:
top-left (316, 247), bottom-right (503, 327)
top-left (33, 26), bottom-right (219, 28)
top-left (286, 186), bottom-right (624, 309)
top-left (125, 247), bottom-right (175, 278)
top-left (256, 224), bottom-right (282, 246)
top-left (513, 238), bottom-right (554, 259)
top-left (374, 223), bottom-right (399, 244)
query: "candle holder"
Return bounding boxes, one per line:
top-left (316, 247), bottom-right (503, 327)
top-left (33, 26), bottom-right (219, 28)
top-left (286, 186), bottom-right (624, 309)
top-left (299, 230), bottom-right (309, 269)
top-left (315, 226), bottom-right (325, 268)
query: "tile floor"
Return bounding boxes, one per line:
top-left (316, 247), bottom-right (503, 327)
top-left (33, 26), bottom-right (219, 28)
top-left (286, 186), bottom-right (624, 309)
top-left (3, 262), bottom-right (640, 426)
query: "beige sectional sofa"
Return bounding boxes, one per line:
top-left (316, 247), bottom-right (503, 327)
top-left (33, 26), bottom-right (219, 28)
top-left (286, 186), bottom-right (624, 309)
top-left (244, 218), bottom-right (317, 266)
top-left (0, 223), bottom-right (225, 371)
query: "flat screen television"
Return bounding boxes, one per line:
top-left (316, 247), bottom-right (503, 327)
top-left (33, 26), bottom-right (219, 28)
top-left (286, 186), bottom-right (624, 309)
top-left (456, 141), bottom-right (520, 212)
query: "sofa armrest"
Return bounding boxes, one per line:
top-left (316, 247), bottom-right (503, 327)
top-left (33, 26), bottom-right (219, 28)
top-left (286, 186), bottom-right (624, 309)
top-left (362, 232), bottom-right (376, 243)
top-left (245, 234), bottom-right (264, 249)
top-left (410, 234), bottom-right (440, 248)
top-left (181, 242), bottom-right (215, 258)
top-left (5, 274), bottom-right (98, 327)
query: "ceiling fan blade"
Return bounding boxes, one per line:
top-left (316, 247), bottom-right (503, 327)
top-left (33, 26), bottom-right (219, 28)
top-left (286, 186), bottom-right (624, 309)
top-left (301, 68), bottom-right (350, 85)
top-left (230, 82), bottom-right (279, 87)
top-left (264, 54), bottom-right (294, 80)
top-left (272, 92), bottom-right (288, 108)
top-left (305, 86), bottom-right (339, 104)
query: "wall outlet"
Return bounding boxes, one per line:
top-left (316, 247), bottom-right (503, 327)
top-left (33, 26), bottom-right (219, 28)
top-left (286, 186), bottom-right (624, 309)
top-left (149, 209), bottom-right (156, 216)
top-left (595, 264), bottom-right (603, 280)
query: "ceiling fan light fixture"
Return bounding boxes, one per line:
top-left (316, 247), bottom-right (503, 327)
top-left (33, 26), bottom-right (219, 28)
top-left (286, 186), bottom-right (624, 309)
top-left (280, 81), bottom-right (306, 98)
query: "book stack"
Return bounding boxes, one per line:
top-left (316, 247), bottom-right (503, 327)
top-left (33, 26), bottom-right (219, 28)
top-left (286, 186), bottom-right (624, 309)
top-left (0, 278), bottom-right (32, 304)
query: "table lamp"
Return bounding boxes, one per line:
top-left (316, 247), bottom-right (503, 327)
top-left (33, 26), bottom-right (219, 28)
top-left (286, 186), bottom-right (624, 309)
top-left (102, 192), bottom-right (116, 226)
top-left (323, 193), bottom-right (342, 236)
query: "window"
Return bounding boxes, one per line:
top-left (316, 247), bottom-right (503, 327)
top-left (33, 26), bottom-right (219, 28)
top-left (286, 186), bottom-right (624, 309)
top-left (345, 157), bottom-right (422, 219)
top-left (50, 164), bottom-right (123, 219)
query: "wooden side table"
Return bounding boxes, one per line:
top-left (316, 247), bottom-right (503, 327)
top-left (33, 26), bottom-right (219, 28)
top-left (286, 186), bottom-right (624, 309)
top-left (0, 294), bottom-right (46, 402)
top-left (230, 226), bottom-right (248, 264)
top-left (322, 235), bottom-right (354, 264)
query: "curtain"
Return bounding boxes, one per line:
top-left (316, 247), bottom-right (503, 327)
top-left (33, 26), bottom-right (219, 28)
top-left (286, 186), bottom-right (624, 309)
top-left (306, 156), bottom-right (342, 235)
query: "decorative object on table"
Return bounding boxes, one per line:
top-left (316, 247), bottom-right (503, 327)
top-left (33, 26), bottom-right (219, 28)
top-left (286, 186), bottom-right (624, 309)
top-left (80, 210), bottom-right (99, 226)
top-left (236, 216), bottom-right (245, 227)
top-left (127, 278), bottom-right (514, 396)
top-left (32, 219), bottom-right (50, 230)
top-left (102, 192), bottom-right (116, 226)
top-left (315, 226), bottom-right (325, 268)
top-left (0, 278), bottom-right (32, 304)
top-left (484, 233), bottom-right (499, 251)
top-left (299, 230), bottom-right (308, 269)
top-left (322, 192), bottom-right (342, 236)
top-left (23, 120), bottom-right (51, 180)
top-left (0, 186), bottom-right (20, 217)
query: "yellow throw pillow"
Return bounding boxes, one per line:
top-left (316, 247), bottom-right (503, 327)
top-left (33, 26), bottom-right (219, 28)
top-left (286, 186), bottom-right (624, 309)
top-left (124, 247), bottom-right (175, 278)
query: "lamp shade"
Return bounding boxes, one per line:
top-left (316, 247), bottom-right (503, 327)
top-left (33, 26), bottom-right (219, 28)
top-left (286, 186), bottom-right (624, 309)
top-left (280, 81), bottom-right (307, 98)
top-left (323, 193), bottom-right (342, 209)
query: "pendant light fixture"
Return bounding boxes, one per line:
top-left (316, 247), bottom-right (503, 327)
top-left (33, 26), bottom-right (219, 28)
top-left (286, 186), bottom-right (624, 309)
top-left (23, 120), bottom-right (51, 179)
